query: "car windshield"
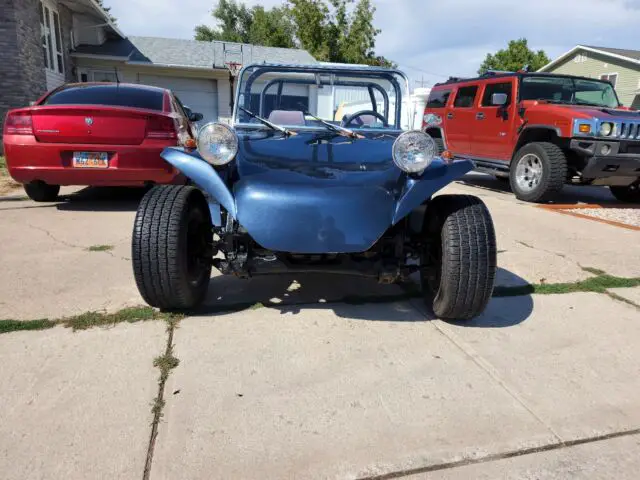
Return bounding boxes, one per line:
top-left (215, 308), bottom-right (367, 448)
top-left (520, 75), bottom-right (620, 108)
top-left (234, 64), bottom-right (409, 130)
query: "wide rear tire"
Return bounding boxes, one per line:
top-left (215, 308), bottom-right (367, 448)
top-left (132, 185), bottom-right (212, 310)
top-left (421, 195), bottom-right (497, 321)
top-left (24, 181), bottom-right (60, 202)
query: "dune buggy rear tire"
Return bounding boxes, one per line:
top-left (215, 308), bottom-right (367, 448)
top-left (24, 181), bottom-right (60, 202)
top-left (132, 185), bottom-right (212, 310)
top-left (421, 195), bottom-right (497, 321)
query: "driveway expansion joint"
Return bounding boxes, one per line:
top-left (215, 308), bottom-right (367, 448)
top-left (356, 427), bottom-right (640, 480)
top-left (143, 318), bottom-right (181, 480)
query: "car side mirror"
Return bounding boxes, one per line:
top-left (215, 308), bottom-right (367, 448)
top-left (190, 112), bottom-right (204, 122)
top-left (491, 93), bottom-right (508, 106)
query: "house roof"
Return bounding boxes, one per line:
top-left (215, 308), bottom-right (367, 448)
top-left (60, 0), bottom-right (125, 39)
top-left (71, 36), bottom-right (317, 70)
top-left (582, 45), bottom-right (640, 61)
top-left (538, 45), bottom-right (640, 72)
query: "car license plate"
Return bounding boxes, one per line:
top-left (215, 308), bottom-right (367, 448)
top-left (72, 152), bottom-right (109, 168)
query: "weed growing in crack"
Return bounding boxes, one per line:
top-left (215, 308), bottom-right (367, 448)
top-left (0, 306), bottom-right (182, 335)
top-left (86, 244), bottom-right (115, 252)
top-left (153, 347), bottom-right (180, 383)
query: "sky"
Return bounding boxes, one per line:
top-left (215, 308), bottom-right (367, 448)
top-left (105, 0), bottom-right (640, 88)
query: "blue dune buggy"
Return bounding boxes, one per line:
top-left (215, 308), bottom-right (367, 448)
top-left (132, 63), bottom-right (496, 321)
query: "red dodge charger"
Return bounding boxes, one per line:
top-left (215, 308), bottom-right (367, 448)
top-left (2, 82), bottom-right (202, 201)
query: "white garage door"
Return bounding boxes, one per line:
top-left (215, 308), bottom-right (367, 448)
top-left (138, 75), bottom-right (219, 124)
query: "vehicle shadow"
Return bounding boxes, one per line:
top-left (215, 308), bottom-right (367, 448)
top-left (457, 172), bottom-right (619, 205)
top-left (55, 186), bottom-right (148, 212)
top-left (189, 267), bottom-right (534, 327)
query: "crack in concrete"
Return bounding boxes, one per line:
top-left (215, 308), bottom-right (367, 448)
top-left (357, 427), bottom-right (640, 479)
top-left (429, 318), bottom-right (565, 443)
top-left (143, 320), bottom-right (179, 480)
top-left (26, 222), bottom-right (131, 261)
top-left (516, 240), bottom-right (567, 259)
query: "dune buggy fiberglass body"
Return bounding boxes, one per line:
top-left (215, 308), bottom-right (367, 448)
top-left (131, 63), bottom-right (497, 321)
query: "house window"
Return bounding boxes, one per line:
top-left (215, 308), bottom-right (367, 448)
top-left (574, 53), bottom-right (588, 63)
top-left (600, 73), bottom-right (618, 88)
top-left (39, 1), bottom-right (64, 74)
top-left (77, 69), bottom-right (119, 82)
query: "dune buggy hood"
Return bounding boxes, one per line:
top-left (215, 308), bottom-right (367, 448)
top-left (161, 130), bottom-right (473, 254)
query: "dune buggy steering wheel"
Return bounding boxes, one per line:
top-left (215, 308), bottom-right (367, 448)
top-left (342, 110), bottom-right (389, 128)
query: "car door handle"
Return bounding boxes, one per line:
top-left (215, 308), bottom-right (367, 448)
top-left (476, 112), bottom-right (485, 120)
top-left (447, 113), bottom-right (454, 120)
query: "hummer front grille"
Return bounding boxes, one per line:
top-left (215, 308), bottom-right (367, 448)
top-left (617, 121), bottom-right (640, 140)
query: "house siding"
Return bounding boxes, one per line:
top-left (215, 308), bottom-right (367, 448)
top-left (0, 0), bottom-right (47, 153)
top-left (546, 49), bottom-right (640, 107)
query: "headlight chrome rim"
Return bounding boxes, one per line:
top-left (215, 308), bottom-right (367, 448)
top-left (599, 122), bottom-right (613, 137)
top-left (392, 130), bottom-right (437, 174)
top-left (196, 122), bottom-right (239, 166)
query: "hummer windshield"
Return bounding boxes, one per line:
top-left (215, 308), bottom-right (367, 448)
top-left (520, 75), bottom-right (620, 108)
top-left (234, 64), bottom-right (410, 131)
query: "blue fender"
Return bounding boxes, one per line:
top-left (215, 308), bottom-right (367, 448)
top-left (392, 159), bottom-right (474, 224)
top-left (161, 146), bottom-right (474, 253)
top-left (161, 147), bottom-right (236, 222)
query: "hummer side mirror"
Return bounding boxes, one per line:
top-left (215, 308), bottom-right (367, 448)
top-left (183, 105), bottom-right (204, 122)
top-left (491, 93), bottom-right (508, 106)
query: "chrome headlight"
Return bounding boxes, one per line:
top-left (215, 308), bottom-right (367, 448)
top-left (599, 122), bottom-right (613, 137)
top-left (196, 122), bottom-right (238, 165)
top-left (392, 130), bottom-right (437, 173)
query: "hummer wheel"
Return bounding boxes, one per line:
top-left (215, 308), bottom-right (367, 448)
top-left (421, 195), bottom-right (497, 322)
top-left (510, 142), bottom-right (567, 202)
top-left (610, 182), bottom-right (640, 203)
top-left (132, 185), bottom-right (212, 310)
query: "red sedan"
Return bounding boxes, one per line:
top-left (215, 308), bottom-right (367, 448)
top-left (2, 82), bottom-right (202, 201)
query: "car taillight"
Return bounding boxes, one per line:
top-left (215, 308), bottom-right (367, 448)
top-left (145, 115), bottom-right (177, 140)
top-left (4, 111), bottom-right (33, 135)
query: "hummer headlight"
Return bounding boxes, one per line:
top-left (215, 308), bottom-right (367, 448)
top-left (392, 130), bottom-right (437, 174)
top-left (599, 122), bottom-right (613, 137)
top-left (196, 122), bottom-right (238, 166)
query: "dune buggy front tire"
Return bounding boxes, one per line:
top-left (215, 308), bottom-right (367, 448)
top-left (421, 195), bottom-right (497, 321)
top-left (132, 185), bottom-right (213, 310)
top-left (24, 181), bottom-right (60, 202)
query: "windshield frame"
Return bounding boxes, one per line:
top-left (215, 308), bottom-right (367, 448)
top-left (518, 73), bottom-right (621, 108)
top-left (232, 63), bottom-right (411, 132)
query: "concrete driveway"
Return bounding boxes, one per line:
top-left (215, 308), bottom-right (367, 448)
top-left (0, 177), bottom-right (639, 479)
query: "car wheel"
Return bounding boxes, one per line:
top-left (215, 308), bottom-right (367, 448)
top-left (421, 194), bottom-right (497, 321)
top-left (610, 182), bottom-right (640, 203)
top-left (23, 181), bottom-right (60, 202)
top-left (509, 142), bottom-right (567, 202)
top-left (132, 185), bottom-right (213, 310)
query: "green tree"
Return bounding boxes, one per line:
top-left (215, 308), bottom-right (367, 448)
top-left (478, 38), bottom-right (550, 74)
top-left (195, 0), bottom-right (393, 66)
top-left (95, 0), bottom-right (116, 23)
top-left (288, 0), bottom-right (394, 66)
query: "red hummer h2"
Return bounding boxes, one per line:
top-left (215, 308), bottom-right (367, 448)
top-left (423, 72), bottom-right (640, 203)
